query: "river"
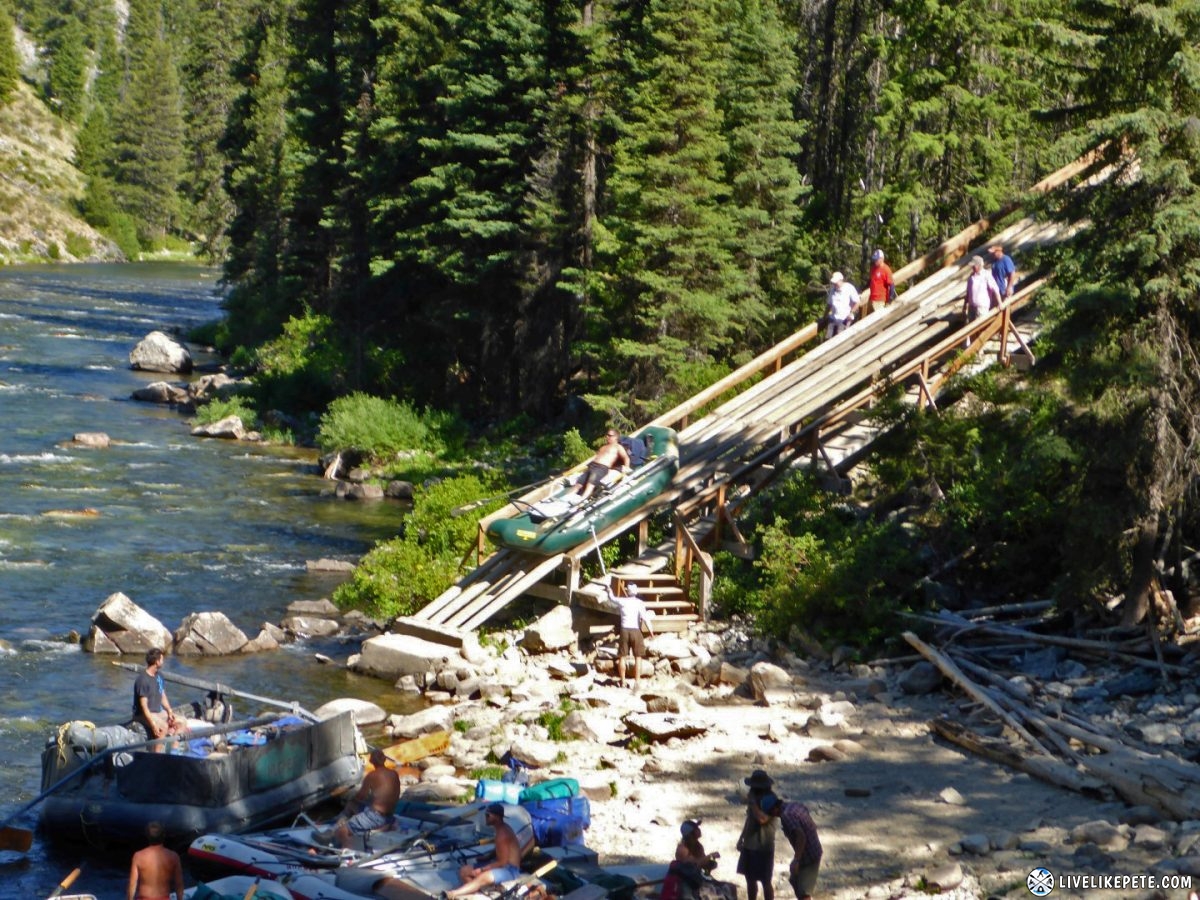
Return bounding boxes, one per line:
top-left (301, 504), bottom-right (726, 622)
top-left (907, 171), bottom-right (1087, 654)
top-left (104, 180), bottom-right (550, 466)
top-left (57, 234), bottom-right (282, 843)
top-left (0, 264), bottom-right (409, 898)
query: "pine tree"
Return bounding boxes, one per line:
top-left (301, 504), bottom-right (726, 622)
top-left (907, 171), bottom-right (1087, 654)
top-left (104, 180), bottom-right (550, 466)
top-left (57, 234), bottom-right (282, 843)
top-left (110, 35), bottom-right (186, 244)
top-left (222, 0), bottom-right (297, 343)
top-left (595, 0), bottom-right (743, 410)
top-left (178, 0), bottom-right (255, 258)
top-left (1042, 0), bottom-right (1200, 624)
top-left (0, 7), bottom-right (19, 104)
top-left (47, 13), bottom-right (87, 121)
top-left (718, 0), bottom-right (806, 342)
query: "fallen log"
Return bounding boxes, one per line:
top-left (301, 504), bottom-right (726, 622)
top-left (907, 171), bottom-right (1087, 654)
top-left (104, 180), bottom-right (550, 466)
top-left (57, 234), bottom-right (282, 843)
top-left (929, 718), bottom-right (1108, 797)
top-left (903, 631), bottom-right (1052, 755)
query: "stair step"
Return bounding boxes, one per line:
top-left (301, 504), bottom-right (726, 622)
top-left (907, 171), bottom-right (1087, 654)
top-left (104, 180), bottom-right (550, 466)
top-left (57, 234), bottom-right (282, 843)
top-left (612, 570), bottom-right (678, 581)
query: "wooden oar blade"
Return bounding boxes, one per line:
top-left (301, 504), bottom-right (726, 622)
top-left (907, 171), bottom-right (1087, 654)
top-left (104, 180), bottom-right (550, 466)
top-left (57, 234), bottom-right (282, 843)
top-left (0, 825), bottom-right (33, 852)
top-left (381, 730), bottom-right (450, 765)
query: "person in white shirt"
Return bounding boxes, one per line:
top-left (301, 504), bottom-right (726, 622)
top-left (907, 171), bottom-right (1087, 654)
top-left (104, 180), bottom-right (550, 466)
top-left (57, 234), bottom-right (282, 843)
top-left (825, 272), bottom-right (860, 337)
top-left (963, 255), bottom-right (1001, 323)
top-left (609, 581), bottom-right (654, 689)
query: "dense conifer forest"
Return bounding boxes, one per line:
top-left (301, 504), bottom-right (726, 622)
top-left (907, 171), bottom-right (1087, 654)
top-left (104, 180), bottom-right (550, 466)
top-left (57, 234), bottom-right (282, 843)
top-left (4, 0), bottom-right (1198, 636)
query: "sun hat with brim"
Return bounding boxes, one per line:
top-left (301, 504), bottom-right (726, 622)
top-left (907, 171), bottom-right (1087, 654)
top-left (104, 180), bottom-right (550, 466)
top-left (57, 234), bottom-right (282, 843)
top-left (744, 769), bottom-right (774, 788)
top-left (680, 820), bottom-right (702, 837)
top-left (759, 793), bottom-right (780, 815)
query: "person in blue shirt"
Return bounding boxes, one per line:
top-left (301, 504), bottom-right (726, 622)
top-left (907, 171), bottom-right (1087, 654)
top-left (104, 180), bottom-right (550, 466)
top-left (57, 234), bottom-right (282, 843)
top-left (988, 244), bottom-right (1017, 303)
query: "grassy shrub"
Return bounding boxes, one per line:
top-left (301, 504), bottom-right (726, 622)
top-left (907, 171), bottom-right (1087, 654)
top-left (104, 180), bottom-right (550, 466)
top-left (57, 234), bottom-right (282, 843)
top-left (251, 313), bottom-right (343, 413)
top-left (333, 474), bottom-right (504, 619)
top-left (193, 395), bottom-right (260, 429)
top-left (64, 232), bottom-right (91, 259)
top-left (318, 392), bottom-right (438, 460)
top-left (559, 428), bottom-right (593, 467)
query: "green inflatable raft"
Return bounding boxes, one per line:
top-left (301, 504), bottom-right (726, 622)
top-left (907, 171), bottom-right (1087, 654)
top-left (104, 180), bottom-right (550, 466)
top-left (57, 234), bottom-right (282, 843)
top-left (486, 425), bottom-right (679, 555)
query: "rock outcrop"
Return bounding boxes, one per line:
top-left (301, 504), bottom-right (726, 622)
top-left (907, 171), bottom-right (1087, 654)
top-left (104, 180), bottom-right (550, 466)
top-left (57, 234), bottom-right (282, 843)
top-left (130, 331), bottom-right (193, 374)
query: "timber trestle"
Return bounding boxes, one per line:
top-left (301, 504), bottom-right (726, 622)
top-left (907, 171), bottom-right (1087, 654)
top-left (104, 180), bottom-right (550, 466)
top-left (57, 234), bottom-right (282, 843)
top-left (409, 156), bottom-right (1102, 636)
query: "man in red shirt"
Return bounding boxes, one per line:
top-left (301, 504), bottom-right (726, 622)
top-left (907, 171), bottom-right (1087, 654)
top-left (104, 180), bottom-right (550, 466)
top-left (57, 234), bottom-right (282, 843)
top-left (866, 248), bottom-right (895, 315)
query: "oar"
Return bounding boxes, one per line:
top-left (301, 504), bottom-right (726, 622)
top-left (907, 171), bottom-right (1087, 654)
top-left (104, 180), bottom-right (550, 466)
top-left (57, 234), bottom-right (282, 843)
top-left (0, 712), bottom-right (283, 852)
top-left (111, 661), bottom-right (318, 721)
top-left (241, 877), bottom-right (260, 900)
top-left (45, 864), bottom-right (82, 899)
top-left (352, 803), bottom-right (483, 868)
top-left (450, 475), bottom-right (560, 518)
top-left (498, 860), bottom-right (558, 900)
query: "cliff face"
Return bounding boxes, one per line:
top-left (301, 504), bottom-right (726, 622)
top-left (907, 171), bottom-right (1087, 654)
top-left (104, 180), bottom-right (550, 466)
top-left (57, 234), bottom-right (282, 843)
top-left (0, 81), bottom-right (121, 264)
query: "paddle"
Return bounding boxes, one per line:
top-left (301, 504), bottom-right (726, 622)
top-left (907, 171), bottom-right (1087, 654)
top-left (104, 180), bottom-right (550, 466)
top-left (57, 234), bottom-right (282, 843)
top-left (242, 877), bottom-right (260, 900)
top-left (0, 712), bottom-right (283, 852)
top-left (450, 475), bottom-right (561, 518)
top-left (111, 662), bottom-right (319, 722)
top-left (352, 803), bottom-right (483, 868)
top-left (45, 865), bottom-right (82, 899)
top-left (497, 860), bottom-right (558, 900)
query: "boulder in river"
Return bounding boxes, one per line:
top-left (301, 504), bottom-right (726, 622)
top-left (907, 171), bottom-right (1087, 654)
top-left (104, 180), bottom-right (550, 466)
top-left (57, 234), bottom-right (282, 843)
top-left (83, 592), bottom-right (173, 654)
top-left (173, 611), bottom-right (249, 655)
top-left (130, 331), bottom-right (193, 374)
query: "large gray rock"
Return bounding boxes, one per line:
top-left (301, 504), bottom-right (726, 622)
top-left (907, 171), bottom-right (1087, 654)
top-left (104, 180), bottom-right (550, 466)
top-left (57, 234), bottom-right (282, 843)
top-left (187, 373), bottom-right (236, 402)
top-left (83, 592), bottom-right (173, 654)
top-left (314, 697), bottom-right (387, 726)
top-left (131, 381), bottom-right (189, 404)
top-left (355, 633), bottom-right (470, 681)
top-left (174, 611), bottom-right (249, 655)
top-left (191, 415), bottom-right (247, 440)
top-left (523, 606), bottom-right (576, 653)
top-left (387, 705), bottom-right (454, 739)
top-left (130, 331), bottom-right (193, 374)
top-left (899, 661), bottom-right (943, 695)
top-left (281, 616), bottom-right (341, 638)
top-left (72, 432), bottom-right (110, 448)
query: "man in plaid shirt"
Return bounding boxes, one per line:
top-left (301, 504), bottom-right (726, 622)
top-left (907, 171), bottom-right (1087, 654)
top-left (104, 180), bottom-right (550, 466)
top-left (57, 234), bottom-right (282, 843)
top-left (760, 793), bottom-right (822, 899)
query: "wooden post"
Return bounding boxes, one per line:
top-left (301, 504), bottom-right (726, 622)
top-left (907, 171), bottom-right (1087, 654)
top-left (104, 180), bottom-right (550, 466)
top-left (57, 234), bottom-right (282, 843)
top-left (637, 518), bottom-right (648, 556)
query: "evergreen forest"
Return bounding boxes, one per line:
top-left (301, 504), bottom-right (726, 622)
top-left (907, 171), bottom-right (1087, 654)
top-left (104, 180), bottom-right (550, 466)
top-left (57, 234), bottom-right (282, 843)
top-left (4, 0), bottom-right (1199, 641)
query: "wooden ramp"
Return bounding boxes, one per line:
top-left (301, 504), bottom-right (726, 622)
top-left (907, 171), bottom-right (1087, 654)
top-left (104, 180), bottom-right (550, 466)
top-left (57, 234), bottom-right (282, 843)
top-left (412, 156), bottom-right (1100, 635)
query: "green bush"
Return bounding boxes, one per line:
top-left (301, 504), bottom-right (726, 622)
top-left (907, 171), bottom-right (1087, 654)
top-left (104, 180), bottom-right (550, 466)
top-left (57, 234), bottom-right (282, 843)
top-left (251, 313), bottom-right (343, 413)
top-left (193, 395), bottom-right (259, 429)
top-left (64, 232), bottom-right (91, 259)
top-left (318, 392), bottom-right (438, 460)
top-left (559, 428), bottom-right (593, 467)
top-left (332, 474), bottom-right (504, 619)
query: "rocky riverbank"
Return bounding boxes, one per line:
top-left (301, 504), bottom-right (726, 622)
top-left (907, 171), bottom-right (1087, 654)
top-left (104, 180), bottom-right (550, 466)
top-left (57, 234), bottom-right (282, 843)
top-left (361, 617), bottom-right (1200, 900)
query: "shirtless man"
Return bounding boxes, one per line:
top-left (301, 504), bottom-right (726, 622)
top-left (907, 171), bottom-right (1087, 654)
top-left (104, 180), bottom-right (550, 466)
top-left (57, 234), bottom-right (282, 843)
top-left (443, 803), bottom-right (523, 899)
top-left (127, 821), bottom-right (184, 900)
top-left (574, 429), bottom-right (631, 502)
top-left (322, 747), bottom-right (402, 848)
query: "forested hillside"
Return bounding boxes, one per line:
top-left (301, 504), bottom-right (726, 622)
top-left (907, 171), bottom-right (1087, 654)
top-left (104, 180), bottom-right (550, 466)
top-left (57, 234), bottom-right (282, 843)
top-left (5, 0), bottom-right (1198, 631)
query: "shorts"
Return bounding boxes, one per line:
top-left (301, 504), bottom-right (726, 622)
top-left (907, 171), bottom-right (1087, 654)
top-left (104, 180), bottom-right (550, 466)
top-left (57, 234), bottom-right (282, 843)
top-left (584, 462), bottom-right (611, 488)
top-left (618, 627), bottom-right (644, 658)
top-left (347, 807), bottom-right (392, 834)
top-left (489, 865), bottom-right (521, 884)
top-left (736, 847), bottom-right (774, 882)
top-left (789, 860), bottom-right (820, 897)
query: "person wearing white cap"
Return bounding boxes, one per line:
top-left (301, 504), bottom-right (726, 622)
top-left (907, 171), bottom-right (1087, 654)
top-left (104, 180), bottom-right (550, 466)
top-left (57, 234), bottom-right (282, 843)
top-left (825, 271), bottom-right (860, 338)
top-left (608, 580), bottom-right (654, 689)
top-left (676, 819), bottom-right (717, 872)
top-left (866, 248), bottom-right (895, 314)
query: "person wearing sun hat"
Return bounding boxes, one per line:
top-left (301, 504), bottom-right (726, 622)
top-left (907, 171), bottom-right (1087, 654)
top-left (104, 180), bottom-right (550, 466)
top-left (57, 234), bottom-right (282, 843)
top-left (736, 770), bottom-right (777, 900)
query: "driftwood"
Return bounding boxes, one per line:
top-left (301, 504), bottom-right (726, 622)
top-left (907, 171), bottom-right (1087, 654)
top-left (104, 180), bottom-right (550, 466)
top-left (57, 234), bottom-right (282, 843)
top-left (908, 629), bottom-right (1200, 821)
top-left (902, 631), bottom-right (1052, 755)
top-left (929, 717), bottom-right (1108, 797)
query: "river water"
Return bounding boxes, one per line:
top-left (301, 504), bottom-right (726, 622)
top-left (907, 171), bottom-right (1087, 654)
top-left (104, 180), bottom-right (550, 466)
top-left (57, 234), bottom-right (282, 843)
top-left (0, 264), bottom-right (408, 897)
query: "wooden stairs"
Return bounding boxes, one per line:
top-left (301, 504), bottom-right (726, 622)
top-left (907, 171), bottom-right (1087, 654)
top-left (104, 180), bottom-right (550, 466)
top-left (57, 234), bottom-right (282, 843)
top-left (575, 569), bottom-right (701, 634)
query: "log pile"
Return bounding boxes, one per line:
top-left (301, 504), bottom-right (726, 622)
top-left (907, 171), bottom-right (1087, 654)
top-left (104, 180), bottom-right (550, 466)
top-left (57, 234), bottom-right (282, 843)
top-left (900, 606), bottom-right (1200, 821)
